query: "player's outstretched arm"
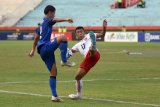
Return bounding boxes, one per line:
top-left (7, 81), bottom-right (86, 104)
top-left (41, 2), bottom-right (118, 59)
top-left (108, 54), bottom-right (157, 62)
top-left (53, 18), bottom-right (73, 23)
top-left (29, 33), bottom-right (39, 57)
top-left (96, 20), bottom-right (107, 38)
top-left (71, 44), bottom-right (79, 54)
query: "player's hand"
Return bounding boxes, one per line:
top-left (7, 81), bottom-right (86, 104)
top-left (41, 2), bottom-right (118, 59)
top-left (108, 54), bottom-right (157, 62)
top-left (103, 19), bottom-right (107, 27)
top-left (67, 18), bottom-right (73, 23)
top-left (29, 49), bottom-right (35, 57)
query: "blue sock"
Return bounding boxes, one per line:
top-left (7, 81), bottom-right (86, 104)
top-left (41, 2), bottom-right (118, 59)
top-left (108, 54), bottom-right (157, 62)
top-left (49, 76), bottom-right (57, 97)
top-left (59, 42), bottom-right (68, 63)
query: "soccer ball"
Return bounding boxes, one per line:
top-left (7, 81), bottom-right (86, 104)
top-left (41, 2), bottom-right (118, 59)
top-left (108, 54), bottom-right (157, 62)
top-left (60, 48), bottom-right (75, 67)
top-left (66, 48), bottom-right (72, 59)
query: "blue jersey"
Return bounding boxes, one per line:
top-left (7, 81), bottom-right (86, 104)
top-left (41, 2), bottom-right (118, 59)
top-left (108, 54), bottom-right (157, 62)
top-left (36, 18), bottom-right (67, 71)
top-left (37, 18), bottom-right (56, 48)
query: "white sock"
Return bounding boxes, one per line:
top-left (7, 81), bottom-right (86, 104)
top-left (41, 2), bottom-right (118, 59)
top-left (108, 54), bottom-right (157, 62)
top-left (76, 80), bottom-right (82, 96)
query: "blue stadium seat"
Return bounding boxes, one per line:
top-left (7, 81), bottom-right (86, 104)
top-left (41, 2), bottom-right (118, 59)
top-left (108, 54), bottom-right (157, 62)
top-left (16, 0), bottom-right (160, 26)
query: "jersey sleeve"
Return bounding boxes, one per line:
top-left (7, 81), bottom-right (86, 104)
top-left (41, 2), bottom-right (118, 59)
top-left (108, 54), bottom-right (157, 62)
top-left (71, 43), bottom-right (79, 52)
top-left (48, 18), bottom-right (56, 26)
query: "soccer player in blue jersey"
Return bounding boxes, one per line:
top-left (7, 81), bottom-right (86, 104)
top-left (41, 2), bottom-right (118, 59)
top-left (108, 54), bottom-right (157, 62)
top-left (29, 5), bottom-right (74, 102)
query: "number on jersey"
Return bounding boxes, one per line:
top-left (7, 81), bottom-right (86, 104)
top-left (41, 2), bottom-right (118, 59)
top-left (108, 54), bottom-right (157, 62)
top-left (81, 43), bottom-right (85, 50)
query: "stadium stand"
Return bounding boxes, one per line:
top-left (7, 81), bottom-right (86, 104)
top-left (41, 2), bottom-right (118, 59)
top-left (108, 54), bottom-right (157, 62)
top-left (0, 0), bottom-right (42, 27)
top-left (13, 0), bottom-right (160, 26)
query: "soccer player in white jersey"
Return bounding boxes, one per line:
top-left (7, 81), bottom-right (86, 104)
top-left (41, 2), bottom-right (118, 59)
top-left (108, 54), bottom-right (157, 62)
top-left (69, 20), bottom-right (107, 99)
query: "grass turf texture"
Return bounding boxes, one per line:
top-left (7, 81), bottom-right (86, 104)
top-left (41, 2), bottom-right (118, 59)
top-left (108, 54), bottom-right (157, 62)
top-left (0, 41), bottom-right (160, 107)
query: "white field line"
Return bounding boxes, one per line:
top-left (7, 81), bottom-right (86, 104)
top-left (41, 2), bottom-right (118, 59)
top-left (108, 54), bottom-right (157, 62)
top-left (0, 90), bottom-right (160, 107)
top-left (0, 77), bottom-right (160, 84)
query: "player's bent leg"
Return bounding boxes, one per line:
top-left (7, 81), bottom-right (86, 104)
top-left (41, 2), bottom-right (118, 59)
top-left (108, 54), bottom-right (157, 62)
top-left (56, 35), bottom-right (75, 67)
top-left (50, 64), bottom-right (63, 102)
top-left (89, 31), bottom-right (96, 50)
top-left (89, 31), bottom-right (97, 56)
top-left (89, 47), bottom-right (96, 56)
top-left (50, 36), bottom-right (67, 63)
top-left (50, 35), bottom-right (68, 63)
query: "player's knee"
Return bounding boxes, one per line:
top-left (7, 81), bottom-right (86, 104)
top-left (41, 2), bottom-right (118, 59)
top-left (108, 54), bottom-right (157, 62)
top-left (56, 35), bottom-right (67, 43)
top-left (75, 75), bottom-right (81, 80)
top-left (59, 35), bottom-right (67, 41)
top-left (50, 71), bottom-right (57, 77)
top-left (61, 35), bottom-right (67, 41)
top-left (50, 68), bottom-right (57, 77)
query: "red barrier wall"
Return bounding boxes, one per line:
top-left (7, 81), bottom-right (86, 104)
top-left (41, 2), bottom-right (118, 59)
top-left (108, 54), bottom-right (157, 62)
top-left (0, 26), bottom-right (160, 31)
top-left (51, 32), bottom-right (72, 41)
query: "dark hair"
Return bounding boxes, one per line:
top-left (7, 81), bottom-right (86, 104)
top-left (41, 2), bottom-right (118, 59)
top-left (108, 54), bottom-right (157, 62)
top-left (38, 23), bottom-right (41, 26)
top-left (44, 5), bottom-right (56, 15)
top-left (75, 26), bottom-right (85, 31)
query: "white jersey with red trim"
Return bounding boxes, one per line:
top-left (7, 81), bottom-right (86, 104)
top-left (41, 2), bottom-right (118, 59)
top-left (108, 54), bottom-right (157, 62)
top-left (72, 33), bottom-right (97, 57)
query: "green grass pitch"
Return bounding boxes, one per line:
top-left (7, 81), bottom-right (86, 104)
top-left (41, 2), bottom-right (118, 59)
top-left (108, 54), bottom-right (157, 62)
top-left (0, 41), bottom-right (160, 107)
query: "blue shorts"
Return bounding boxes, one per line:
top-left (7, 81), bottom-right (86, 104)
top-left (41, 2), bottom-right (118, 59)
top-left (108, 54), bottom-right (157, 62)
top-left (38, 38), bottom-right (59, 71)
